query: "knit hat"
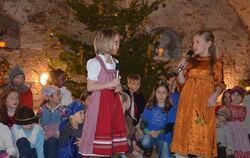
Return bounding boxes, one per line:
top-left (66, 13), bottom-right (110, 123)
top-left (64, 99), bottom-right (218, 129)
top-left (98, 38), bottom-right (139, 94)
top-left (216, 106), bottom-right (231, 120)
top-left (9, 66), bottom-right (25, 82)
top-left (59, 101), bottom-right (85, 131)
top-left (15, 106), bottom-right (39, 125)
top-left (41, 85), bottom-right (59, 99)
top-left (66, 101), bottom-right (85, 118)
top-left (231, 86), bottom-right (246, 97)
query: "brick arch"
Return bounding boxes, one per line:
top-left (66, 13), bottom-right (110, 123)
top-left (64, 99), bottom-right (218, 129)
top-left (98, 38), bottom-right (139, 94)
top-left (0, 13), bottom-right (20, 49)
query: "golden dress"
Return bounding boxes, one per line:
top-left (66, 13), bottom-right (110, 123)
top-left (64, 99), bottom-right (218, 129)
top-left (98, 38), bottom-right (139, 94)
top-left (171, 56), bottom-right (223, 158)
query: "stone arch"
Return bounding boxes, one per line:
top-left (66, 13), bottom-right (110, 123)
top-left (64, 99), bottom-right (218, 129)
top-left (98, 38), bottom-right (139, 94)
top-left (0, 13), bottom-right (20, 49)
top-left (151, 27), bottom-right (181, 60)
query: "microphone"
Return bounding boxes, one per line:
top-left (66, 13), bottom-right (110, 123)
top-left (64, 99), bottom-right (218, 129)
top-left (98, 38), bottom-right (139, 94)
top-left (116, 63), bottom-right (120, 79)
top-left (177, 50), bottom-right (194, 73)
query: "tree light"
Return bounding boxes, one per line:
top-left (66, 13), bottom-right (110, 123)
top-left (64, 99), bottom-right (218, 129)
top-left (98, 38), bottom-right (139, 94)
top-left (40, 73), bottom-right (49, 86)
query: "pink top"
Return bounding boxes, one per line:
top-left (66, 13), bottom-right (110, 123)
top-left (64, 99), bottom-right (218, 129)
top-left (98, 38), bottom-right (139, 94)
top-left (227, 104), bottom-right (246, 122)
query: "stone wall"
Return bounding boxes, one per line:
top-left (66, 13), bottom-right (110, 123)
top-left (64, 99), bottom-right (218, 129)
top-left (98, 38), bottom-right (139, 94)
top-left (0, 0), bottom-right (249, 106)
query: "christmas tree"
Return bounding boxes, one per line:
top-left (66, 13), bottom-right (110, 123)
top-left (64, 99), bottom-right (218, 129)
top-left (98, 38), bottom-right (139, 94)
top-left (0, 57), bottom-right (10, 87)
top-left (47, 0), bottom-right (170, 98)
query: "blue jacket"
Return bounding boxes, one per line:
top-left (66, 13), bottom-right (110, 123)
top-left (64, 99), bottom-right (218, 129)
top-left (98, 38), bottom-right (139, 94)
top-left (58, 123), bottom-right (83, 158)
top-left (164, 92), bottom-right (180, 143)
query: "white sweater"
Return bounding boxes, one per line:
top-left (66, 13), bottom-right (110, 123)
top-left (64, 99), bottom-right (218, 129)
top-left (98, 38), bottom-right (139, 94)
top-left (216, 124), bottom-right (234, 154)
top-left (0, 123), bottom-right (16, 156)
top-left (59, 86), bottom-right (73, 107)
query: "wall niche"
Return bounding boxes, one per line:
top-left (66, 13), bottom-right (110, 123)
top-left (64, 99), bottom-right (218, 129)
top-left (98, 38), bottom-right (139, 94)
top-left (0, 14), bottom-right (20, 50)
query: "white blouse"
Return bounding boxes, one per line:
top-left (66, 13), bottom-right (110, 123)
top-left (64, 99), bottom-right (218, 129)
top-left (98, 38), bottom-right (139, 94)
top-left (0, 123), bottom-right (16, 156)
top-left (87, 54), bottom-right (117, 81)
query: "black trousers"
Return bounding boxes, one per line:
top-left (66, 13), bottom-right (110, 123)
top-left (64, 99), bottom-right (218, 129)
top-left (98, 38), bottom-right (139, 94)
top-left (16, 137), bottom-right (38, 158)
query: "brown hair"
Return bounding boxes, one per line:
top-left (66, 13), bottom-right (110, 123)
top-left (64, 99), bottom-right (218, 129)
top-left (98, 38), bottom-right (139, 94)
top-left (221, 89), bottom-right (232, 105)
top-left (146, 80), bottom-right (172, 112)
top-left (127, 74), bottom-right (141, 82)
top-left (194, 30), bottom-right (218, 75)
top-left (50, 69), bottom-right (66, 82)
top-left (0, 88), bottom-right (20, 123)
top-left (80, 91), bottom-right (92, 101)
top-left (94, 28), bottom-right (119, 54)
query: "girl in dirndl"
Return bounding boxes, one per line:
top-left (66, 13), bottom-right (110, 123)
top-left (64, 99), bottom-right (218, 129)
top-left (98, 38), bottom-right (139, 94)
top-left (79, 28), bottom-right (128, 157)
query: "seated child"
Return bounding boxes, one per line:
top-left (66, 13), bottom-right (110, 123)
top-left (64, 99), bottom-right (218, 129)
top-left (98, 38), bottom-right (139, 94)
top-left (120, 92), bottom-right (142, 158)
top-left (58, 101), bottom-right (86, 158)
top-left (226, 86), bottom-right (250, 157)
top-left (0, 122), bottom-right (16, 158)
top-left (0, 89), bottom-right (20, 128)
top-left (50, 69), bottom-right (73, 107)
top-left (140, 81), bottom-right (172, 158)
top-left (124, 74), bottom-right (146, 123)
top-left (11, 106), bottom-right (44, 158)
top-left (216, 106), bottom-right (234, 158)
top-left (6, 66), bottom-right (33, 109)
top-left (80, 91), bottom-right (92, 108)
top-left (38, 85), bottom-right (64, 158)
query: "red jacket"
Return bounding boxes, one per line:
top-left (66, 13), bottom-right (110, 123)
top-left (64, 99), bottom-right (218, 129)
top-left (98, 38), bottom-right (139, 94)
top-left (19, 88), bottom-right (33, 109)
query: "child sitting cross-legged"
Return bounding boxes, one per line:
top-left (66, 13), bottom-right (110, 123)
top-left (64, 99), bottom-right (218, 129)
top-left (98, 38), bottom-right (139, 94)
top-left (11, 106), bottom-right (44, 158)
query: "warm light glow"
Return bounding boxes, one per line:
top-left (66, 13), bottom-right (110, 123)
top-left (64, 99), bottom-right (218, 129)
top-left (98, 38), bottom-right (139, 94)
top-left (246, 86), bottom-right (250, 92)
top-left (0, 41), bottom-right (6, 48)
top-left (158, 47), bottom-right (164, 57)
top-left (40, 73), bottom-right (49, 86)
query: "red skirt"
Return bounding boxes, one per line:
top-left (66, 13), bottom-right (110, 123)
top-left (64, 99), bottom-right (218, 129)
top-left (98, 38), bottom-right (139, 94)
top-left (93, 89), bottom-right (128, 156)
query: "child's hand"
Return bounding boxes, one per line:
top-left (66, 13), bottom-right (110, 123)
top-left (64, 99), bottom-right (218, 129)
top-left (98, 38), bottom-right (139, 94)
top-left (149, 131), bottom-right (160, 138)
top-left (133, 144), bottom-right (141, 152)
top-left (55, 131), bottom-right (60, 137)
top-left (74, 138), bottom-right (80, 146)
top-left (109, 79), bottom-right (120, 88)
top-left (132, 150), bottom-right (140, 156)
top-left (115, 85), bottom-right (122, 93)
top-left (132, 143), bottom-right (142, 157)
top-left (178, 58), bottom-right (188, 72)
